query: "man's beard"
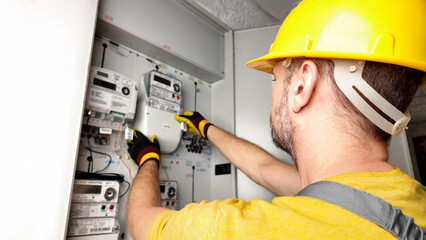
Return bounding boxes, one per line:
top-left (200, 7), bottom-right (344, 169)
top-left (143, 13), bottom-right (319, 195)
top-left (270, 94), bottom-right (297, 167)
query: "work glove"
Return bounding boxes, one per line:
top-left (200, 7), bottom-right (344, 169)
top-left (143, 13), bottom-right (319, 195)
top-left (127, 130), bottom-right (160, 168)
top-left (174, 111), bottom-right (213, 140)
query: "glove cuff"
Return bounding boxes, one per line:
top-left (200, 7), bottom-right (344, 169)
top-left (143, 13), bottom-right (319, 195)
top-left (199, 121), bottom-right (213, 140)
top-left (137, 149), bottom-right (160, 168)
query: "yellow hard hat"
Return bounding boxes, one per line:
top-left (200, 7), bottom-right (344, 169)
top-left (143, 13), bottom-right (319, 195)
top-left (247, 0), bottom-right (426, 88)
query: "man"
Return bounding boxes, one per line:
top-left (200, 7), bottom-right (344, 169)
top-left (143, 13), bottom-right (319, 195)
top-left (127, 0), bottom-right (426, 239)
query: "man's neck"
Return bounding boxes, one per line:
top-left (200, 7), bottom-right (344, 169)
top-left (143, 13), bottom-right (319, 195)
top-left (295, 128), bottom-right (393, 188)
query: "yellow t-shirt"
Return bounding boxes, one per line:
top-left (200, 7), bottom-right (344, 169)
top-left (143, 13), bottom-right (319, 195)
top-left (149, 168), bottom-right (426, 239)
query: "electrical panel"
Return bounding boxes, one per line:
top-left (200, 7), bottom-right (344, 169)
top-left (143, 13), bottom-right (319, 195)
top-left (69, 37), bottom-right (234, 240)
top-left (133, 71), bottom-right (184, 153)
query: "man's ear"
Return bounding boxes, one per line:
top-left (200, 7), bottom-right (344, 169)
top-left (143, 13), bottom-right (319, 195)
top-left (292, 60), bottom-right (319, 113)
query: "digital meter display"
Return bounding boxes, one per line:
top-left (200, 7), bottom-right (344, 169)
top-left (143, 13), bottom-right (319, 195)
top-left (93, 78), bottom-right (116, 91)
top-left (154, 75), bottom-right (171, 86)
top-left (73, 184), bottom-right (102, 194)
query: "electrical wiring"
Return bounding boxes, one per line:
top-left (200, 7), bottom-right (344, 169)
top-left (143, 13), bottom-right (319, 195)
top-left (79, 116), bottom-right (132, 197)
top-left (116, 150), bottom-right (134, 181)
top-left (119, 180), bottom-right (131, 198)
top-left (181, 133), bottom-right (211, 154)
top-left (182, 132), bottom-right (193, 141)
top-left (111, 119), bottom-right (135, 180)
top-left (84, 147), bottom-right (113, 173)
top-left (95, 36), bottom-right (161, 68)
top-left (83, 114), bottom-right (112, 173)
top-left (201, 145), bottom-right (213, 156)
top-left (160, 160), bottom-right (170, 181)
top-left (114, 119), bottom-right (124, 150)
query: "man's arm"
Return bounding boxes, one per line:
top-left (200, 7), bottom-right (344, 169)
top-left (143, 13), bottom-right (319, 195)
top-left (127, 160), bottom-right (169, 240)
top-left (126, 131), bottom-right (170, 240)
top-left (207, 125), bottom-right (300, 196)
top-left (175, 112), bottom-right (301, 196)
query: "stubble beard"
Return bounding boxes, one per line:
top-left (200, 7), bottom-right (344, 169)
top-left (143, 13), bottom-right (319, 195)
top-left (270, 92), bottom-right (298, 167)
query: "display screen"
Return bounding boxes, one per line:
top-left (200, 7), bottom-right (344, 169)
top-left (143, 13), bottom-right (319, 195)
top-left (93, 77), bottom-right (116, 91)
top-left (154, 75), bottom-right (171, 86)
top-left (160, 185), bottom-right (165, 193)
top-left (97, 71), bottom-right (109, 78)
top-left (73, 184), bottom-right (102, 194)
top-left (215, 163), bottom-right (231, 175)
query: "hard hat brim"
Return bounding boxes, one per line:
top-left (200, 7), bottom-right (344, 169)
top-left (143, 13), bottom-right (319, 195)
top-left (247, 52), bottom-right (426, 88)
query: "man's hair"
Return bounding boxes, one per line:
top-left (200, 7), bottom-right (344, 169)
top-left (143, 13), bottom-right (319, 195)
top-left (286, 58), bottom-right (424, 143)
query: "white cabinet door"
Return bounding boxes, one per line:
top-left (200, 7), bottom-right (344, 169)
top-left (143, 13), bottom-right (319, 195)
top-left (388, 131), bottom-right (415, 177)
top-left (234, 25), bottom-right (294, 202)
top-left (0, 1), bottom-right (98, 239)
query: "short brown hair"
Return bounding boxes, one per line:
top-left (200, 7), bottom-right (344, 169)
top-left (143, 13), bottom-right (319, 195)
top-left (286, 58), bottom-right (423, 143)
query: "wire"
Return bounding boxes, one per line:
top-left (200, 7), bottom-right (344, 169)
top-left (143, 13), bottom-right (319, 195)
top-left (85, 147), bottom-right (113, 173)
top-left (87, 155), bottom-right (93, 173)
top-left (114, 119), bottom-right (125, 150)
top-left (159, 160), bottom-right (169, 181)
top-left (101, 43), bottom-right (107, 68)
top-left (112, 119), bottom-right (135, 180)
top-left (119, 180), bottom-right (131, 198)
top-left (181, 132), bottom-right (193, 141)
top-left (201, 145), bottom-right (213, 156)
top-left (95, 36), bottom-right (160, 68)
top-left (116, 150), bottom-right (134, 181)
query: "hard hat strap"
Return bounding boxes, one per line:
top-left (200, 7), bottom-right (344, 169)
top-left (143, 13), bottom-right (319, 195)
top-left (332, 59), bottom-right (410, 136)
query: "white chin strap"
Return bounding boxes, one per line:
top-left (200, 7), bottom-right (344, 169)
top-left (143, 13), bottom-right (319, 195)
top-left (332, 59), bottom-right (410, 136)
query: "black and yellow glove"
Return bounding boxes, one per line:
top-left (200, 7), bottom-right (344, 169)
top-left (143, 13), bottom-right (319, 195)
top-left (174, 111), bottom-right (213, 140)
top-left (127, 130), bottom-right (160, 168)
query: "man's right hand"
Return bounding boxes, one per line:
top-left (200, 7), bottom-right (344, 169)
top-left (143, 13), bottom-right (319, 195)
top-left (174, 111), bottom-right (213, 139)
top-left (127, 130), bottom-right (160, 168)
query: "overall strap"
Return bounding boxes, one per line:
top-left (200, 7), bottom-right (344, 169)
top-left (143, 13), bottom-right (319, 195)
top-left (296, 181), bottom-right (425, 240)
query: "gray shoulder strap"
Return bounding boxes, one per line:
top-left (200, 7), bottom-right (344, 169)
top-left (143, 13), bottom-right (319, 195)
top-left (296, 181), bottom-right (425, 240)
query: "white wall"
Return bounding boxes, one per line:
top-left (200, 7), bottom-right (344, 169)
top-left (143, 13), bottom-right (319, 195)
top-left (0, 1), bottom-right (98, 239)
top-left (234, 25), bottom-right (294, 202)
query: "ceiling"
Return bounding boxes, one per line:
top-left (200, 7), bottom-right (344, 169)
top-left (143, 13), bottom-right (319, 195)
top-left (178, 0), bottom-right (426, 123)
top-left (177, 0), bottom-right (299, 31)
